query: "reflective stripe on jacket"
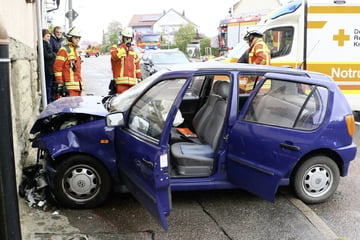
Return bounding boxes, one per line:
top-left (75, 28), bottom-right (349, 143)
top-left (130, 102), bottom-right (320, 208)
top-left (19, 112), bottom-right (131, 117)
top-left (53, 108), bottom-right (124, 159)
top-left (110, 43), bottom-right (141, 86)
top-left (248, 38), bottom-right (271, 65)
top-left (54, 43), bottom-right (83, 91)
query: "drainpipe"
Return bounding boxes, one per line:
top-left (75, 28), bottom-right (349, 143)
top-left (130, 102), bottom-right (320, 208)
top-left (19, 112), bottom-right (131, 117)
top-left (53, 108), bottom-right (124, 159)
top-left (37, 0), bottom-right (47, 108)
top-left (0, 19), bottom-right (23, 240)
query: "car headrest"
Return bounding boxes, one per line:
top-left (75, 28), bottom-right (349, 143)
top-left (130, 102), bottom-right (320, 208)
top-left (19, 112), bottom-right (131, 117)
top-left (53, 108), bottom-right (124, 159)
top-left (213, 81), bottom-right (230, 99)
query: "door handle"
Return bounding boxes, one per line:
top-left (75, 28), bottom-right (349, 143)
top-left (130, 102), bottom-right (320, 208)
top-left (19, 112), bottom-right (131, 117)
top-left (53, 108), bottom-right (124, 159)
top-left (280, 143), bottom-right (300, 152)
top-left (140, 158), bottom-right (154, 169)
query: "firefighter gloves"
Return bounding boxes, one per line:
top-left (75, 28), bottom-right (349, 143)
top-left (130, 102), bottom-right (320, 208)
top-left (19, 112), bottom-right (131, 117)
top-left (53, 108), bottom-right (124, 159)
top-left (57, 84), bottom-right (69, 97)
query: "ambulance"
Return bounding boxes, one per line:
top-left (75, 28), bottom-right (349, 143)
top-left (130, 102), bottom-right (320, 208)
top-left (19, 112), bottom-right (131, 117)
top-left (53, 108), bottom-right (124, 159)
top-left (226, 0), bottom-right (360, 111)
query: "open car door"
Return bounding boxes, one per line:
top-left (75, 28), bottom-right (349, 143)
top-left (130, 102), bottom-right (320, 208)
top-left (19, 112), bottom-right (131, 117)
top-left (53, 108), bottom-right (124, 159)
top-left (109, 78), bottom-right (189, 230)
top-left (114, 129), bottom-right (171, 230)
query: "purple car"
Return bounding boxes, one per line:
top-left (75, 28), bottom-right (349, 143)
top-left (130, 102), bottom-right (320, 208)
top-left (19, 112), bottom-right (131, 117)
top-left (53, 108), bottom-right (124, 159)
top-left (30, 62), bottom-right (357, 230)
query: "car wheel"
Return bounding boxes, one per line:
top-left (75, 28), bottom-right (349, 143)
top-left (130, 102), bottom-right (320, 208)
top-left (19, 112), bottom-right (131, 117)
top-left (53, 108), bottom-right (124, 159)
top-left (292, 156), bottom-right (340, 204)
top-left (53, 155), bottom-right (111, 208)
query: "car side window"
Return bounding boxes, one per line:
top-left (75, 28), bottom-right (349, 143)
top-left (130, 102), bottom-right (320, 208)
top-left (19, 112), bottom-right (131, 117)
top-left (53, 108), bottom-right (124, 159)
top-left (128, 79), bottom-right (186, 140)
top-left (263, 27), bottom-right (294, 58)
top-left (185, 76), bottom-right (205, 98)
top-left (237, 74), bottom-right (265, 112)
top-left (238, 74), bottom-right (265, 94)
top-left (244, 78), bottom-right (328, 130)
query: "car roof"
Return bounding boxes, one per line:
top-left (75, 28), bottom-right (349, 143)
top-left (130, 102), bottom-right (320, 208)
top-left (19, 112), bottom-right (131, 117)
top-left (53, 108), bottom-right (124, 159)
top-left (164, 62), bottom-right (332, 82)
top-left (144, 49), bottom-right (184, 54)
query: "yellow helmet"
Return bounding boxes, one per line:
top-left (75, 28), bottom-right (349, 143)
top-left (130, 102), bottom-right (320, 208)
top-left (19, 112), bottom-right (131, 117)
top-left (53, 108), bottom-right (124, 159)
top-left (121, 27), bottom-right (133, 38)
top-left (66, 26), bottom-right (81, 38)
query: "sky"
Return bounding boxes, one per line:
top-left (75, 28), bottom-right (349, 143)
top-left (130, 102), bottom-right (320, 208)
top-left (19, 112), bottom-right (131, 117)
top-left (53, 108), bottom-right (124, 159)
top-left (50, 0), bottom-right (238, 43)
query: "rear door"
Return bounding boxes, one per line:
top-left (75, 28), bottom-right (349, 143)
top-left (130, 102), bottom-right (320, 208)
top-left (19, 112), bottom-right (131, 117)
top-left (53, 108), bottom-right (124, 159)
top-left (226, 73), bottom-right (329, 201)
top-left (113, 78), bottom-right (190, 230)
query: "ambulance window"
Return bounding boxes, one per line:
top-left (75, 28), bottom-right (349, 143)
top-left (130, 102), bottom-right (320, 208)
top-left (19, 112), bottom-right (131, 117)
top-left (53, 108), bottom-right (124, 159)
top-left (263, 27), bottom-right (294, 58)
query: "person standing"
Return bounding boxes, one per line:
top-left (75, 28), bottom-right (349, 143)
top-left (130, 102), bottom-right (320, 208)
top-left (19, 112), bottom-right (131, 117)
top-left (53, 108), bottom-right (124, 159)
top-left (54, 26), bottom-right (83, 98)
top-left (50, 26), bottom-right (64, 54)
top-left (110, 27), bottom-right (142, 94)
top-left (240, 31), bottom-right (271, 93)
top-left (42, 29), bottom-right (56, 103)
top-left (243, 30), bottom-right (271, 65)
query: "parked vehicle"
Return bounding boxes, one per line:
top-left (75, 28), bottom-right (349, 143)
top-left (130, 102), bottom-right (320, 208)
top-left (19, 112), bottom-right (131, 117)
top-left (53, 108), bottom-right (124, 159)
top-left (83, 44), bottom-right (100, 58)
top-left (223, 0), bottom-right (360, 110)
top-left (30, 62), bottom-right (356, 230)
top-left (218, 15), bottom-right (262, 55)
top-left (135, 32), bottom-right (161, 50)
top-left (140, 49), bottom-right (191, 79)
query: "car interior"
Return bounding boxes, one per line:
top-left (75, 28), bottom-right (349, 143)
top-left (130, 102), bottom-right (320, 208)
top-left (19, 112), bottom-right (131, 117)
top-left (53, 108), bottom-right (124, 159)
top-left (170, 79), bottom-right (230, 177)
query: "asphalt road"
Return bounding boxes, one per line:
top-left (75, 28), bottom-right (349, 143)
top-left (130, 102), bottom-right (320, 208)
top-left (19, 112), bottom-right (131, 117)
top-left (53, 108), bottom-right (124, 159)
top-left (24, 55), bottom-right (360, 240)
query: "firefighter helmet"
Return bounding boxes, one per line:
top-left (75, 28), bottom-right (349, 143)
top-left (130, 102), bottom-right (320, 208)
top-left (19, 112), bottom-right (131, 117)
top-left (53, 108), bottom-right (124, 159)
top-left (121, 27), bottom-right (133, 38)
top-left (243, 30), bottom-right (263, 40)
top-left (66, 26), bottom-right (81, 38)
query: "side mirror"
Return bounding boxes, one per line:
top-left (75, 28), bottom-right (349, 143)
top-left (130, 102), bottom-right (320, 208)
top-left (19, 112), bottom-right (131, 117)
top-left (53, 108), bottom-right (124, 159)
top-left (106, 112), bottom-right (124, 127)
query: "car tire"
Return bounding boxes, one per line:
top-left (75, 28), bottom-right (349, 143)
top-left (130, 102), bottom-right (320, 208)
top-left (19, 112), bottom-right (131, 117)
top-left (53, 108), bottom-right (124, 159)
top-left (53, 155), bottom-right (111, 208)
top-left (292, 155), bottom-right (340, 204)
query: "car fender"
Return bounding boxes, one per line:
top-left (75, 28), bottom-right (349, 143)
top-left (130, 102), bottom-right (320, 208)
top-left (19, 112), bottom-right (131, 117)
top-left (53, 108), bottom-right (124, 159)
top-left (39, 120), bottom-right (118, 177)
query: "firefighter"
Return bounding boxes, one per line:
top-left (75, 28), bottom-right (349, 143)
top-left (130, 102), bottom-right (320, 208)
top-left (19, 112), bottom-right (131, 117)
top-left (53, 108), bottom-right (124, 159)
top-left (243, 30), bottom-right (271, 65)
top-left (54, 26), bottom-right (83, 98)
top-left (110, 27), bottom-right (142, 94)
top-left (242, 31), bottom-right (271, 93)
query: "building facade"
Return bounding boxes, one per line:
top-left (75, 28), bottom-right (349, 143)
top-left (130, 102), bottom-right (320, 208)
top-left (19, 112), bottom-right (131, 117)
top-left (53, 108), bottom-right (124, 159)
top-left (0, 0), bottom-right (42, 184)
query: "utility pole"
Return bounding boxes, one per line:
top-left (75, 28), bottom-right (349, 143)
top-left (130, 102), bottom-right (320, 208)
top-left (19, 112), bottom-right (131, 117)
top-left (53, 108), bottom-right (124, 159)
top-left (68, 0), bottom-right (73, 28)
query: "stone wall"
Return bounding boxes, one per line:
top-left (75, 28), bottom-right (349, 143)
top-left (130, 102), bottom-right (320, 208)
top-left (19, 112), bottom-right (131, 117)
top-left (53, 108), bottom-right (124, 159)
top-left (9, 37), bottom-right (41, 182)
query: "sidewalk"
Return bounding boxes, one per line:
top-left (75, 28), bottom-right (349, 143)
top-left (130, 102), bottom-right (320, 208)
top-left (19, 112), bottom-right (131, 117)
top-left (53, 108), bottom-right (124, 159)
top-left (19, 199), bottom-right (152, 240)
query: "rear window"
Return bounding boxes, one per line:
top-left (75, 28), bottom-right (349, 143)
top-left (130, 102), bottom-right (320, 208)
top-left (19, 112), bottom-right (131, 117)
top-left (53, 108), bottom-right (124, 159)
top-left (244, 78), bottom-right (328, 130)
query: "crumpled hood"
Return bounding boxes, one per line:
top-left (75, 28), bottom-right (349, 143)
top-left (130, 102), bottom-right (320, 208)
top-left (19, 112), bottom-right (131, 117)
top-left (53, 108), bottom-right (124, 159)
top-left (38, 96), bottom-right (108, 118)
top-left (30, 96), bottom-right (108, 134)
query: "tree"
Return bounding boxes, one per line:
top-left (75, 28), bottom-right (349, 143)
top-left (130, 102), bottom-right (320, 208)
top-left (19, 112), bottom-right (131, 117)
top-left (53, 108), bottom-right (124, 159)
top-left (174, 23), bottom-right (196, 53)
top-left (200, 37), bottom-right (211, 56)
top-left (200, 37), bottom-right (219, 57)
top-left (100, 20), bottom-right (122, 54)
top-left (107, 20), bottom-right (122, 36)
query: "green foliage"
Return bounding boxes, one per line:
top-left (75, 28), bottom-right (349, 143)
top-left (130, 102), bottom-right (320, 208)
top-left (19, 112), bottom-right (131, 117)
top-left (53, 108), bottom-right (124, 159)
top-left (99, 21), bottom-right (122, 54)
top-left (100, 45), bottom-right (110, 54)
top-left (200, 37), bottom-right (211, 56)
top-left (48, 24), bottom-right (54, 34)
top-left (109, 32), bottom-right (119, 46)
top-left (174, 23), bottom-right (196, 53)
top-left (199, 37), bottom-right (219, 57)
top-left (160, 43), bottom-right (179, 50)
top-left (107, 20), bottom-right (122, 36)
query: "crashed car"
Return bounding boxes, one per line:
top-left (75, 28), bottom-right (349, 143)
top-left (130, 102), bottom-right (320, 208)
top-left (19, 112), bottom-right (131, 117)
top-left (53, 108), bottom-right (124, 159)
top-left (30, 62), bottom-right (356, 230)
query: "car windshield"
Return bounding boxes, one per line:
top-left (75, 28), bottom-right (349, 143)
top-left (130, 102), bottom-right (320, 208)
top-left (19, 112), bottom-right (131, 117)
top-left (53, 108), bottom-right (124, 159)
top-left (107, 70), bottom-right (168, 112)
top-left (227, 41), bottom-right (248, 59)
top-left (152, 52), bottom-right (190, 65)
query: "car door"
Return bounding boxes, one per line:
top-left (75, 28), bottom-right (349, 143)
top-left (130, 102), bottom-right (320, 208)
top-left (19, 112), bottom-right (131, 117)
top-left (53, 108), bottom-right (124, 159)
top-left (113, 78), bottom-right (190, 230)
top-left (226, 73), bottom-right (329, 202)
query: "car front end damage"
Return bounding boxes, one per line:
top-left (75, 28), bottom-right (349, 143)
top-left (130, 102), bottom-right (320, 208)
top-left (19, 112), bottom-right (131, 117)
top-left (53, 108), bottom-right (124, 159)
top-left (25, 96), bottom-right (120, 208)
